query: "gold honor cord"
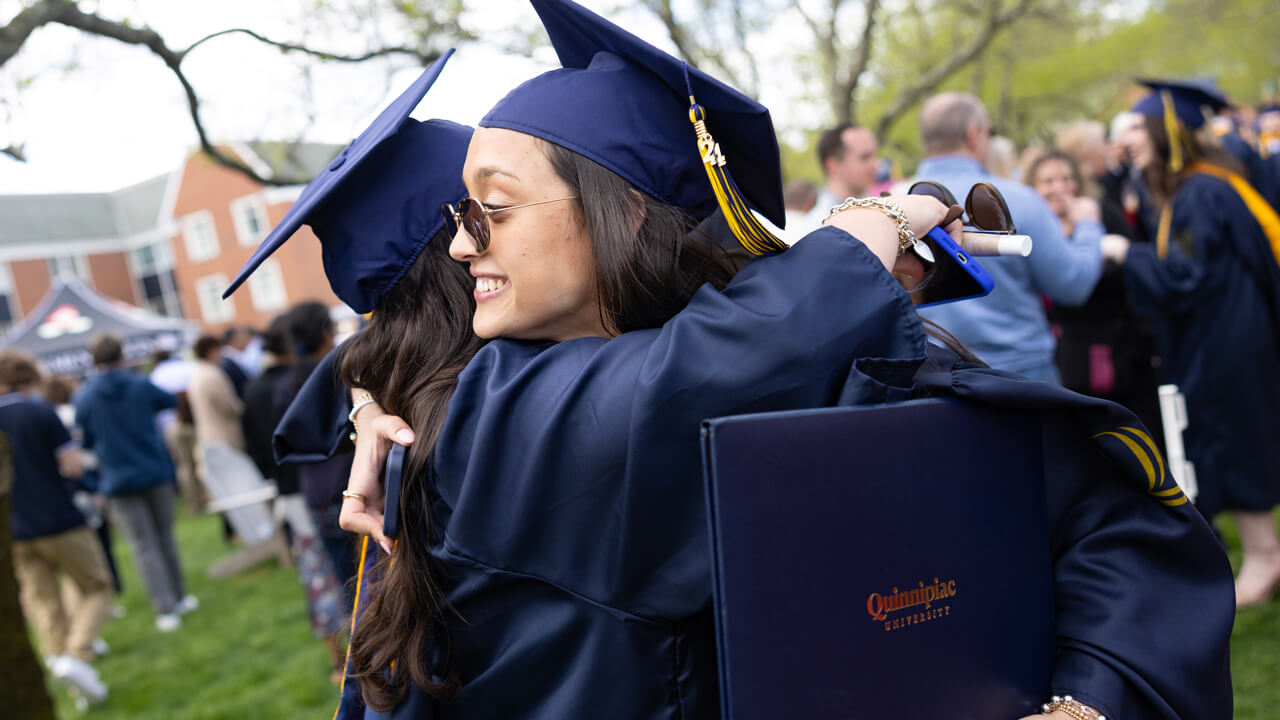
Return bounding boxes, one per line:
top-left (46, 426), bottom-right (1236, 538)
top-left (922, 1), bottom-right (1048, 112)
top-left (1189, 162), bottom-right (1280, 267)
top-left (1156, 162), bottom-right (1280, 264)
top-left (333, 535), bottom-right (370, 720)
top-left (1156, 204), bottom-right (1173, 260)
top-left (688, 99), bottom-right (789, 256)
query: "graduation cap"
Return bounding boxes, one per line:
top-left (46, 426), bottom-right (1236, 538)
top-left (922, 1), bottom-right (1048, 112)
top-left (224, 49), bottom-right (473, 313)
top-left (1131, 78), bottom-right (1231, 173)
top-left (480, 0), bottom-right (787, 255)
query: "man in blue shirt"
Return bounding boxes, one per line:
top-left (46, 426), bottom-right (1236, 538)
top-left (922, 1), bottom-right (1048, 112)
top-left (915, 92), bottom-right (1103, 382)
top-left (0, 351), bottom-right (110, 705)
top-left (75, 334), bottom-right (194, 632)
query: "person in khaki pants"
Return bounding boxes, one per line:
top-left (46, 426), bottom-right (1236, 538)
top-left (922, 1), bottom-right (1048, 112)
top-left (0, 351), bottom-right (109, 704)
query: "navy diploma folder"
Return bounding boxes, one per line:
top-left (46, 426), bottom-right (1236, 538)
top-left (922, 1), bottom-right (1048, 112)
top-left (701, 399), bottom-right (1054, 719)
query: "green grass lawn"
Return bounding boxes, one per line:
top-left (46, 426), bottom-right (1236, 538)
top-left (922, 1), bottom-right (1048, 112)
top-left (46, 512), bottom-right (340, 719)
top-left (38, 510), bottom-right (1280, 718)
top-left (1218, 513), bottom-right (1280, 720)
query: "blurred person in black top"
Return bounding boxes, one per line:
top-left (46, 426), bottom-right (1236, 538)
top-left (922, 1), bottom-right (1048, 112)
top-left (243, 313), bottom-right (348, 680)
top-left (284, 301), bottom-right (356, 605)
top-left (242, 316), bottom-right (296, 497)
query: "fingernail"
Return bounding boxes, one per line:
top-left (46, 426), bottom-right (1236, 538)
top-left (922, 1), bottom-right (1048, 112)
top-left (380, 540), bottom-right (392, 555)
top-left (395, 429), bottom-right (415, 444)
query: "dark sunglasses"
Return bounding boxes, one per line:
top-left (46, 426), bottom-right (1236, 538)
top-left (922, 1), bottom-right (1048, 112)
top-left (907, 180), bottom-right (1017, 235)
top-left (442, 196), bottom-right (579, 253)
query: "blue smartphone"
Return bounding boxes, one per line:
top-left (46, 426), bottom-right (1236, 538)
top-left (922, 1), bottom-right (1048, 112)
top-left (381, 442), bottom-right (406, 540)
top-left (912, 226), bottom-right (995, 308)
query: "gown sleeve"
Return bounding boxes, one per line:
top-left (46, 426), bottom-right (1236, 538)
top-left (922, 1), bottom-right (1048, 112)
top-left (434, 226), bottom-right (928, 620)
top-left (1123, 178), bottom-right (1227, 319)
top-left (273, 348), bottom-right (351, 465)
top-left (937, 356), bottom-right (1234, 720)
top-left (1043, 416), bottom-right (1234, 720)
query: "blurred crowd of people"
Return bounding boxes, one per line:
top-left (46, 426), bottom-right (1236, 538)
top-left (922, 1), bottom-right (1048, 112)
top-left (783, 83), bottom-right (1280, 609)
top-left (5, 25), bottom-right (1279, 710)
top-left (782, 89), bottom-right (1280, 417)
top-left (2, 299), bottom-right (363, 706)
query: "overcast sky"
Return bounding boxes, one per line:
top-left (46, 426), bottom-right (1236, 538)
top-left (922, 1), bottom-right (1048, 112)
top-left (0, 0), bottom-right (813, 195)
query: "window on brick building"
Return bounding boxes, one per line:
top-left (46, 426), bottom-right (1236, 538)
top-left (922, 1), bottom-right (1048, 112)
top-left (247, 258), bottom-right (288, 312)
top-left (0, 263), bottom-right (16, 333)
top-left (129, 241), bottom-right (183, 318)
top-left (231, 195), bottom-right (271, 247)
top-left (182, 210), bottom-right (220, 262)
top-left (46, 255), bottom-right (92, 285)
top-left (195, 273), bottom-right (234, 324)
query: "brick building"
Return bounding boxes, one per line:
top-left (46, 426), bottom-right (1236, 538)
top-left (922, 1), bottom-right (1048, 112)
top-left (0, 142), bottom-right (345, 335)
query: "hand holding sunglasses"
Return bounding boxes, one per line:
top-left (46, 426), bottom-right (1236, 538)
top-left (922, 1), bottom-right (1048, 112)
top-left (901, 180), bottom-right (1008, 308)
top-left (908, 181), bottom-right (1032, 258)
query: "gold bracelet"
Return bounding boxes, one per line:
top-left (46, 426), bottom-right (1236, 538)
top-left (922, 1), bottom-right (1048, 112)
top-left (1043, 695), bottom-right (1107, 720)
top-left (825, 197), bottom-right (918, 257)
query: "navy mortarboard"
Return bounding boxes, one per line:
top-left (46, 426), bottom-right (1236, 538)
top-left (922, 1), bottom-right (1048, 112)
top-left (223, 49), bottom-right (472, 313)
top-left (1131, 78), bottom-right (1229, 173)
top-left (481, 0), bottom-right (787, 255)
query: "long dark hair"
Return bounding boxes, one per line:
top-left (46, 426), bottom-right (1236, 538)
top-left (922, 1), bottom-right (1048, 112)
top-left (342, 142), bottom-right (738, 710)
top-left (1141, 114), bottom-right (1241, 206)
top-left (541, 140), bottom-right (738, 332)
top-left (339, 227), bottom-right (483, 709)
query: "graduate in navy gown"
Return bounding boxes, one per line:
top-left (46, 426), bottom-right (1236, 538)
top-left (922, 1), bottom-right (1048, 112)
top-left (234, 14), bottom-right (947, 717)
top-left (330, 0), bottom-right (945, 714)
top-left (1113, 79), bottom-right (1280, 607)
top-left (245, 6), bottom-right (1232, 720)
top-left (220, 50), bottom-right (483, 718)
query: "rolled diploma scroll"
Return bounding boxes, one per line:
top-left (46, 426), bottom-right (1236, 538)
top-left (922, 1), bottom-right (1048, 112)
top-left (959, 232), bottom-right (1032, 257)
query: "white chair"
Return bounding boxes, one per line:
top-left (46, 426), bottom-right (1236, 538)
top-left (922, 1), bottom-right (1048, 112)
top-left (199, 443), bottom-right (291, 578)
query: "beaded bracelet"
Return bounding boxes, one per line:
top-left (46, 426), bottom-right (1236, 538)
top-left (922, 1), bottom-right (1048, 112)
top-left (348, 392), bottom-right (377, 442)
top-left (1043, 695), bottom-right (1107, 720)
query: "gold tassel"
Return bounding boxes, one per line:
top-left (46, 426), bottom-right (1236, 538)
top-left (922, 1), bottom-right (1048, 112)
top-left (1161, 90), bottom-right (1183, 174)
top-left (688, 99), bottom-right (788, 256)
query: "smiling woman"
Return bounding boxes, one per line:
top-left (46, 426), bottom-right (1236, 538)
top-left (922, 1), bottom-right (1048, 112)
top-left (449, 127), bottom-right (612, 341)
top-left (447, 127), bottom-right (741, 341)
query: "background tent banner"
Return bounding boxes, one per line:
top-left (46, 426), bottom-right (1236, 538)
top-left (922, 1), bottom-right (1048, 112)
top-left (0, 275), bottom-right (197, 376)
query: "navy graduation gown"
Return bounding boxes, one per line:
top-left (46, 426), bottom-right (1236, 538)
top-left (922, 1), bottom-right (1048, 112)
top-left (910, 344), bottom-right (1234, 720)
top-left (272, 348), bottom-right (351, 466)
top-left (339, 227), bottom-right (926, 719)
top-left (1221, 131), bottom-right (1280, 212)
top-left (286, 234), bottom-right (1233, 719)
top-left (1122, 172), bottom-right (1280, 516)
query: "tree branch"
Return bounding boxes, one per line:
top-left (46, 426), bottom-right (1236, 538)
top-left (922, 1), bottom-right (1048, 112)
top-left (181, 27), bottom-right (436, 64)
top-left (0, 0), bottom-right (445, 185)
top-left (836, 0), bottom-right (882, 124)
top-left (729, 0), bottom-right (761, 97)
top-left (638, 0), bottom-right (747, 91)
top-left (791, 0), bottom-right (843, 122)
top-left (0, 0), bottom-right (76, 66)
top-left (790, 0), bottom-right (825, 40)
top-left (43, 2), bottom-right (300, 184)
top-left (874, 0), bottom-right (1037, 138)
